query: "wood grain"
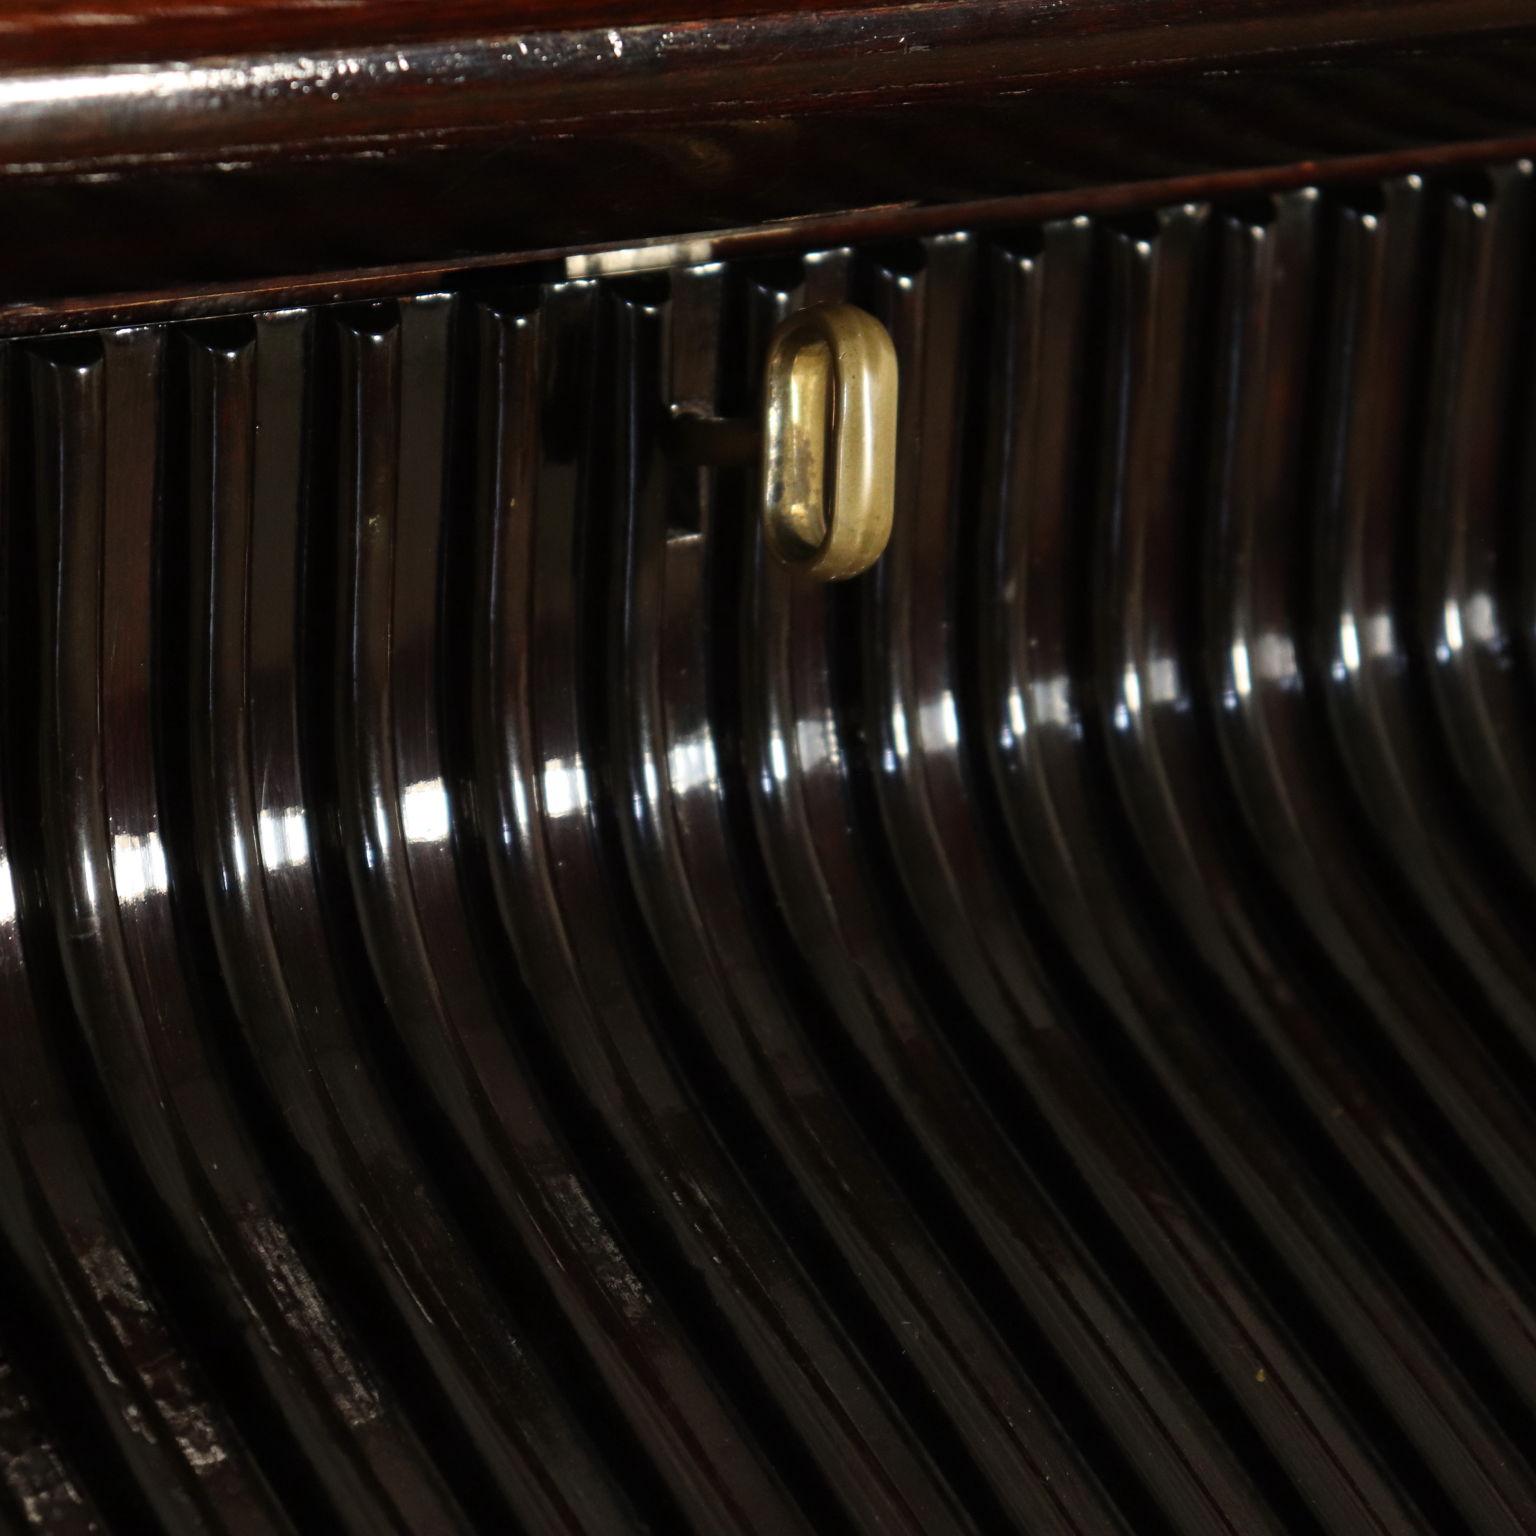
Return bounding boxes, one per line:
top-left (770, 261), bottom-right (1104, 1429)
top-left (0, 0), bottom-right (1528, 309)
top-left (0, 0), bottom-right (928, 69)
top-left (0, 0), bottom-right (1525, 76)
top-left (0, 0), bottom-right (1525, 174)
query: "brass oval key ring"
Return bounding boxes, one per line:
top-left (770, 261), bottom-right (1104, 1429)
top-left (759, 303), bottom-right (897, 581)
top-left (669, 301), bottom-right (898, 581)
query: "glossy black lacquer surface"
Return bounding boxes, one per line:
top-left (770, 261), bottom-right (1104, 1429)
top-left (3, 159), bottom-right (1536, 1534)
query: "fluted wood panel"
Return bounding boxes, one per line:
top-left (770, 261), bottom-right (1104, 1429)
top-left (1, 161), bottom-right (1535, 1533)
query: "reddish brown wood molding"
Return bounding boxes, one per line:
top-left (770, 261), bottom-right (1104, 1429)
top-left (0, 0), bottom-right (923, 69)
top-left (0, 0), bottom-right (1519, 75)
top-left (0, 0), bottom-right (1529, 310)
top-left (0, 0), bottom-right (1526, 173)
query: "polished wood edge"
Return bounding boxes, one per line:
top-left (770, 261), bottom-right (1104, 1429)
top-left (0, 0), bottom-right (930, 71)
top-left (0, 0), bottom-right (1526, 175)
top-left (8, 129), bottom-right (1531, 337)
